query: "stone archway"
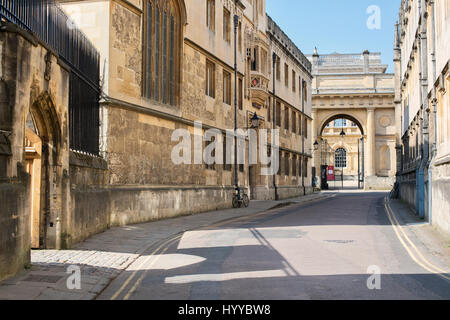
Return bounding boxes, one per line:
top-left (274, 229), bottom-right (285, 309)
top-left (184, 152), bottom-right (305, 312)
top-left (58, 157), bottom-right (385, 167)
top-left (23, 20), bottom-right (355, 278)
top-left (319, 113), bottom-right (365, 136)
top-left (25, 92), bottom-right (63, 249)
top-left (313, 112), bottom-right (366, 189)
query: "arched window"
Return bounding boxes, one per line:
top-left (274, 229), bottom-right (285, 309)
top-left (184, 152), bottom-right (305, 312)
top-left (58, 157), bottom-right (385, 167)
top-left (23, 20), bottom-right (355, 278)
top-left (335, 148), bottom-right (347, 168)
top-left (144, 0), bottom-right (182, 106)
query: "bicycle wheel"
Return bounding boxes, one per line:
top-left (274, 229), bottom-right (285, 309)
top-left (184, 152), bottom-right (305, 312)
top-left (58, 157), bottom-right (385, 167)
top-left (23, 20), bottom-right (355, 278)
top-left (243, 194), bottom-right (250, 208)
top-left (232, 195), bottom-right (240, 208)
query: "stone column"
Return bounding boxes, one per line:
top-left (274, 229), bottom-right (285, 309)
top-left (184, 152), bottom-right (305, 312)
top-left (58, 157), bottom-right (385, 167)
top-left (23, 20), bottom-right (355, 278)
top-left (366, 107), bottom-right (376, 176)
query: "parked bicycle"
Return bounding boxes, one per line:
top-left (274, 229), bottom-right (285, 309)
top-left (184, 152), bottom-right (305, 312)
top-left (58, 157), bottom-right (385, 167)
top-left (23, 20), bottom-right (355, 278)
top-left (232, 187), bottom-right (250, 208)
top-left (389, 182), bottom-right (399, 199)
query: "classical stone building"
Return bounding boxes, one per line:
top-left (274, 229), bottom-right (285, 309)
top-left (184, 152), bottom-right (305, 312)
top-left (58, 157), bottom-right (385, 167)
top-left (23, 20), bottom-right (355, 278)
top-left (0, 0), bottom-right (313, 280)
top-left (307, 51), bottom-right (397, 190)
top-left (395, 0), bottom-right (450, 236)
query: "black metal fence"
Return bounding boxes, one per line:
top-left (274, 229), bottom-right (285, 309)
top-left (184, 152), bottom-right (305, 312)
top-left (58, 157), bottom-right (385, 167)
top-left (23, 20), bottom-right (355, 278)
top-left (0, 0), bottom-right (100, 155)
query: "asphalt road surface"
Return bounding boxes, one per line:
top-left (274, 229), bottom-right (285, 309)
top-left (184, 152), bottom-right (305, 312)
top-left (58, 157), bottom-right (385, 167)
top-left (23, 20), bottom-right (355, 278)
top-left (99, 192), bottom-right (450, 300)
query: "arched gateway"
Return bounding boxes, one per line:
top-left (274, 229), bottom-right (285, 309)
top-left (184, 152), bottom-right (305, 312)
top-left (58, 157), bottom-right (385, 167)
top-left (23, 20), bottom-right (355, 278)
top-left (307, 51), bottom-right (397, 190)
top-left (315, 114), bottom-right (366, 189)
top-left (25, 92), bottom-right (63, 249)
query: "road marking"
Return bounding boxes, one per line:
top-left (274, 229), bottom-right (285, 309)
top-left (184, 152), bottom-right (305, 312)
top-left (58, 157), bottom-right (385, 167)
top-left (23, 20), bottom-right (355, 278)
top-left (385, 198), bottom-right (448, 275)
top-left (384, 197), bottom-right (450, 281)
top-left (110, 194), bottom-right (334, 299)
top-left (110, 235), bottom-right (182, 300)
top-left (123, 237), bottom-right (181, 300)
top-left (386, 198), bottom-right (448, 274)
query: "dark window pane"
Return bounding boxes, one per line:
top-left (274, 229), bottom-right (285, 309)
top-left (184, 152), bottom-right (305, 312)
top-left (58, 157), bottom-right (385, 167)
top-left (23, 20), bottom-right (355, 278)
top-left (169, 16), bottom-right (174, 105)
top-left (146, 1), bottom-right (152, 98)
top-left (155, 6), bottom-right (160, 101)
top-left (162, 12), bottom-right (167, 104)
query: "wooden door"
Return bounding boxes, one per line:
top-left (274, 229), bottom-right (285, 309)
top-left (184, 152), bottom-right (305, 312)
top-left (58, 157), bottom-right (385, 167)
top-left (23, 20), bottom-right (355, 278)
top-left (25, 129), bottom-right (42, 249)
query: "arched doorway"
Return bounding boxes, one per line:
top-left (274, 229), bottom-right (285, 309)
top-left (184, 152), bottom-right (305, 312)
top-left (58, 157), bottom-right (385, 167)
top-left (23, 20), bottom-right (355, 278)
top-left (315, 114), bottom-right (365, 190)
top-left (25, 93), bottom-right (61, 249)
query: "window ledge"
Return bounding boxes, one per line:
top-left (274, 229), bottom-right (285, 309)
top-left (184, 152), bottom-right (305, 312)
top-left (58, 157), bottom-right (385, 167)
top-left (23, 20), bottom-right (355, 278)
top-left (434, 154), bottom-right (450, 167)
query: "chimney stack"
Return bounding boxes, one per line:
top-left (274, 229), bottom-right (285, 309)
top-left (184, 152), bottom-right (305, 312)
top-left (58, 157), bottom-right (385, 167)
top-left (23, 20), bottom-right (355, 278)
top-left (363, 50), bottom-right (370, 73)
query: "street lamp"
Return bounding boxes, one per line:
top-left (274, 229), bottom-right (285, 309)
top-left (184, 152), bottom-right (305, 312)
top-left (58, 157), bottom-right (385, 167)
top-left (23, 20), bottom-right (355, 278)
top-left (313, 140), bottom-right (319, 151)
top-left (313, 140), bottom-right (319, 189)
top-left (340, 123), bottom-right (346, 189)
top-left (232, 1), bottom-right (246, 207)
top-left (251, 113), bottom-right (261, 129)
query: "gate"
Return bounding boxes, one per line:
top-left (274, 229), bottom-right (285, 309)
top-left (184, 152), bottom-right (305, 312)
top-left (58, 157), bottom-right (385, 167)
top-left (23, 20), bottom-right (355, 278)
top-left (358, 137), bottom-right (365, 189)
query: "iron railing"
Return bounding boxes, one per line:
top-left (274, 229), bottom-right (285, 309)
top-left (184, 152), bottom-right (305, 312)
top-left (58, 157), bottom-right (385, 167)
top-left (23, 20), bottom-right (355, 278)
top-left (0, 0), bottom-right (100, 155)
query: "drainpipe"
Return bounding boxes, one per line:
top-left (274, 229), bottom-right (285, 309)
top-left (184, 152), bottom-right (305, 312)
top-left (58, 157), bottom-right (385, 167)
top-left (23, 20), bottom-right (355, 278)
top-left (428, 0), bottom-right (438, 225)
top-left (428, 97), bottom-right (437, 224)
top-left (272, 51), bottom-right (279, 201)
top-left (394, 20), bottom-right (402, 191)
top-left (417, 0), bottom-right (429, 219)
top-left (233, 12), bottom-right (239, 191)
top-left (302, 79), bottom-right (306, 196)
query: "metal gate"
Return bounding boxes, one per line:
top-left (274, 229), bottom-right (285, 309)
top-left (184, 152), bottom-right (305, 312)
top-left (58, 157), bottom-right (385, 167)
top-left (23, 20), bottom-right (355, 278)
top-left (358, 137), bottom-right (365, 189)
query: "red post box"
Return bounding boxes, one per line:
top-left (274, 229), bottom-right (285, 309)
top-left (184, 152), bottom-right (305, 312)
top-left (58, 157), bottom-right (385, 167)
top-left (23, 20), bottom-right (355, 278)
top-left (327, 166), bottom-right (335, 181)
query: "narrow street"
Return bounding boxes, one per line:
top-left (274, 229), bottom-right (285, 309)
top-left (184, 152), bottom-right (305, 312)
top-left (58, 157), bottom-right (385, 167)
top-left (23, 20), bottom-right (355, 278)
top-left (98, 192), bottom-right (450, 300)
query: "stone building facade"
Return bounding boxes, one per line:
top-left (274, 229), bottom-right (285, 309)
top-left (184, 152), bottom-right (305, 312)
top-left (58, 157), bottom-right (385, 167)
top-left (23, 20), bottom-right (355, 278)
top-left (0, 26), bottom-right (72, 280)
top-left (395, 0), bottom-right (450, 236)
top-left (265, 16), bottom-right (314, 199)
top-left (307, 51), bottom-right (396, 190)
top-left (60, 0), bottom-right (313, 206)
top-left (0, 0), bottom-right (313, 281)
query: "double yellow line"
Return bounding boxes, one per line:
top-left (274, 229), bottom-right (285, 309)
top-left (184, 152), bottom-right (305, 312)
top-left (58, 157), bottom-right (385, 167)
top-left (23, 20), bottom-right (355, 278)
top-left (384, 197), bottom-right (450, 281)
top-left (110, 209), bottom-right (277, 300)
top-left (110, 195), bottom-right (333, 300)
top-left (110, 235), bottom-right (182, 300)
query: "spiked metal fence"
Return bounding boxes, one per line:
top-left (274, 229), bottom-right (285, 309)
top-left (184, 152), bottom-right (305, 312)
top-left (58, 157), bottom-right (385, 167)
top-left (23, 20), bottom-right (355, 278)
top-left (0, 0), bottom-right (100, 155)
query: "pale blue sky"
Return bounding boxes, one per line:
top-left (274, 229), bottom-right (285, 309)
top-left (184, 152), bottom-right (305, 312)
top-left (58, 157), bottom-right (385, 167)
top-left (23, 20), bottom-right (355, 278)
top-left (266, 0), bottom-right (401, 73)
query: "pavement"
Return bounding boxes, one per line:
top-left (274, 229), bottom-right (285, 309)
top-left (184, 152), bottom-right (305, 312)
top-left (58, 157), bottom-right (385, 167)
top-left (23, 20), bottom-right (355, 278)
top-left (0, 192), bottom-right (331, 300)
